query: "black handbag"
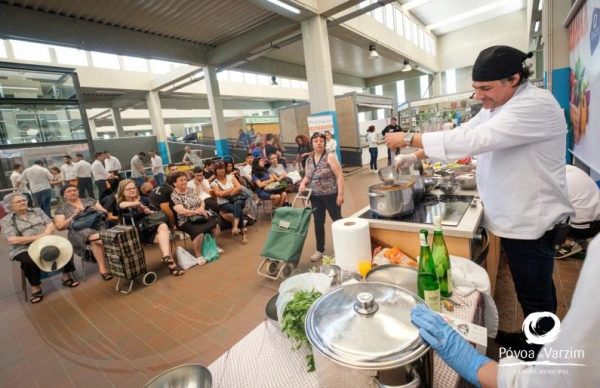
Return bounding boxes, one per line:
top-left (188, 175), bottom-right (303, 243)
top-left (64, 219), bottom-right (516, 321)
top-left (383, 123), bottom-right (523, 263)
top-left (71, 209), bottom-right (106, 231)
top-left (226, 193), bottom-right (247, 203)
top-left (142, 210), bottom-right (169, 229)
top-left (188, 215), bottom-right (209, 224)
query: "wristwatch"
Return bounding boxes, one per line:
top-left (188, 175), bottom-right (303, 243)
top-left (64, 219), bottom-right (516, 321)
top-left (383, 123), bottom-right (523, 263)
top-left (404, 132), bottom-right (414, 147)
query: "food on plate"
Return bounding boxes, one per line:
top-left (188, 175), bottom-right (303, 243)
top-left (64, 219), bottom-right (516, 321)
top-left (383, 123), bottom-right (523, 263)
top-left (380, 246), bottom-right (418, 268)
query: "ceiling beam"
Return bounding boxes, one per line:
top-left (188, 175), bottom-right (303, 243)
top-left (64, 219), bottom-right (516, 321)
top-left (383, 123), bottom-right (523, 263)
top-left (244, 0), bottom-right (317, 20)
top-left (0, 3), bottom-right (208, 65)
top-left (320, 1), bottom-right (363, 17)
top-left (364, 69), bottom-right (424, 87)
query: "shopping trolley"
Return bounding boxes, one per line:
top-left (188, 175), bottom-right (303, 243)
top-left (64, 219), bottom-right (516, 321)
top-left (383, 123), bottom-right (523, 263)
top-left (257, 190), bottom-right (312, 280)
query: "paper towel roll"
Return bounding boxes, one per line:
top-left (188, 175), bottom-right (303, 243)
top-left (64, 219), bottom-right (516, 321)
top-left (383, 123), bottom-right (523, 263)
top-left (332, 218), bottom-right (372, 273)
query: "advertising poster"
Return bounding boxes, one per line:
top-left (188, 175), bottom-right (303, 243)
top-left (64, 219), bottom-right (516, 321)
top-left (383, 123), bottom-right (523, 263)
top-left (307, 114), bottom-right (334, 137)
top-left (569, 0), bottom-right (600, 173)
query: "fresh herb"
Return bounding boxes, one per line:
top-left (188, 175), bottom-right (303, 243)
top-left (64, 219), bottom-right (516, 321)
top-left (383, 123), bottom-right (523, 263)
top-left (281, 290), bottom-right (322, 372)
top-left (321, 255), bottom-right (335, 266)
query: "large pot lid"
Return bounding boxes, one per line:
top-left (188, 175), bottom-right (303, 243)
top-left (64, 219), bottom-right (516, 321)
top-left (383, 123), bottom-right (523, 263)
top-left (305, 282), bottom-right (429, 370)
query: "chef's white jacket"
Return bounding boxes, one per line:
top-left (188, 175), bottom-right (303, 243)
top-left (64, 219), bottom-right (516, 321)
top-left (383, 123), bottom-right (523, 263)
top-left (565, 165), bottom-right (600, 225)
top-left (104, 156), bottom-right (122, 172)
top-left (497, 234), bottom-right (600, 387)
top-left (422, 82), bottom-right (573, 239)
top-left (91, 160), bottom-right (111, 181)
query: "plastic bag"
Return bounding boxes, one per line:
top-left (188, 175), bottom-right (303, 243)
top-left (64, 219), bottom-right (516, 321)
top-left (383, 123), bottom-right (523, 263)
top-left (276, 272), bottom-right (331, 328)
top-left (176, 246), bottom-right (197, 270)
top-left (287, 170), bottom-right (302, 184)
top-left (201, 234), bottom-right (220, 263)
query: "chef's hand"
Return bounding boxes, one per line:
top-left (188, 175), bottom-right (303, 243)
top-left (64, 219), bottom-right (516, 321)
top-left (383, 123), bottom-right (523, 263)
top-left (384, 132), bottom-right (406, 150)
top-left (394, 153), bottom-right (418, 170)
top-left (411, 304), bottom-right (491, 387)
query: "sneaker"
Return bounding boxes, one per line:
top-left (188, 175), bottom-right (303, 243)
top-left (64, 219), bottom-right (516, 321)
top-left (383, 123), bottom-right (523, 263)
top-left (310, 251), bottom-right (323, 262)
top-left (555, 239), bottom-right (582, 259)
top-left (197, 256), bottom-right (207, 266)
top-left (217, 246), bottom-right (225, 254)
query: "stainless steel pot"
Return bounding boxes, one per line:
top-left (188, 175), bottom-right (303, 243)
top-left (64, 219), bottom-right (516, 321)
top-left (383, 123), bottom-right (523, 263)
top-left (365, 265), bottom-right (418, 294)
top-left (306, 282), bottom-right (433, 388)
top-left (368, 180), bottom-right (415, 218)
top-left (408, 175), bottom-right (425, 201)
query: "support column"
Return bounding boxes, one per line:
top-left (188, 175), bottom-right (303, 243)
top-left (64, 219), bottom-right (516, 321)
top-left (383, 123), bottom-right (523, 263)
top-left (203, 65), bottom-right (229, 157)
top-left (146, 91), bottom-right (170, 163)
top-left (301, 15), bottom-right (341, 162)
top-left (88, 119), bottom-right (98, 139)
top-left (111, 108), bottom-right (127, 138)
top-left (544, 0), bottom-right (572, 162)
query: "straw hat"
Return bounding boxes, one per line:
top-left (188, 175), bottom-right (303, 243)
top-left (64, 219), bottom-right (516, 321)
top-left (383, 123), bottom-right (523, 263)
top-left (28, 235), bottom-right (73, 272)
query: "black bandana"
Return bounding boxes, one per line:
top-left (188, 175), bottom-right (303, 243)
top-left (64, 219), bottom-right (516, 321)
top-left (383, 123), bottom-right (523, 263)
top-left (472, 45), bottom-right (533, 82)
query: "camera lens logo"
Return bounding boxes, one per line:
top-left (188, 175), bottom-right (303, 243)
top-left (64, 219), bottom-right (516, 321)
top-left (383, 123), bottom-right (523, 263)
top-left (522, 312), bottom-right (561, 345)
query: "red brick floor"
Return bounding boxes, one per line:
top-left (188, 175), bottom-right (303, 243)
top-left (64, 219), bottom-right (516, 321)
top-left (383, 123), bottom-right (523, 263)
top-left (0, 165), bottom-right (583, 386)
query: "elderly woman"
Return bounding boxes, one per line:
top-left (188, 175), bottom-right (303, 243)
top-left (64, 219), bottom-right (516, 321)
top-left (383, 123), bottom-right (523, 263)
top-left (116, 179), bottom-right (184, 276)
top-left (53, 185), bottom-right (112, 280)
top-left (298, 132), bottom-right (345, 262)
top-left (252, 157), bottom-right (288, 208)
top-left (211, 163), bottom-right (248, 244)
top-left (171, 171), bottom-right (219, 262)
top-left (1, 193), bottom-right (79, 303)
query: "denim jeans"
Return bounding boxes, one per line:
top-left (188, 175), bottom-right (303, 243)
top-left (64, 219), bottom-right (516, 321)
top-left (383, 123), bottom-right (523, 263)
top-left (502, 230), bottom-right (558, 333)
top-left (369, 147), bottom-right (378, 170)
top-left (311, 193), bottom-right (342, 253)
top-left (33, 189), bottom-right (52, 217)
top-left (154, 173), bottom-right (165, 187)
top-left (134, 176), bottom-right (146, 187)
top-left (219, 199), bottom-right (245, 222)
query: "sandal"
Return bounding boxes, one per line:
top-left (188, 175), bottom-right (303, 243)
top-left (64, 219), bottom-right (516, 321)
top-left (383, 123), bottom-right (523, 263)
top-left (240, 235), bottom-right (248, 245)
top-left (162, 256), bottom-right (185, 276)
top-left (555, 240), bottom-right (582, 259)
top-left (101, 272), bottom-right (113, 281)
top-left (30, 291), bottom-right (43, 304)
top-left (62, 278), bottom-right (80, 288)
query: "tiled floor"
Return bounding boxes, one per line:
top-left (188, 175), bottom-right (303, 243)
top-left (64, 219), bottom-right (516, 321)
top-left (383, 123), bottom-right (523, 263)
top-left (0, 165), bottom-right (584, 386)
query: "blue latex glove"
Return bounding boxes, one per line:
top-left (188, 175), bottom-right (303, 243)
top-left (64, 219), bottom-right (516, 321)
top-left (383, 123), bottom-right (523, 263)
top-left (411, 304), bottom-right (491, 387)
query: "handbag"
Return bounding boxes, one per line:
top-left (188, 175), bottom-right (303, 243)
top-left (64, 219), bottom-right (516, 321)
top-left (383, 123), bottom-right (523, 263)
top-left (226, 193), bottom-right (247, 203)
top-left (265, 181), bottom-right (287, 194)
top-left (142, 210), bottom-right (169, 229)
top-left (188, 215), bottom-right (209, 224)
top-left (71, 209), bottom-right (106, 231)
top-left (201, 234), bottom-right (220, 263)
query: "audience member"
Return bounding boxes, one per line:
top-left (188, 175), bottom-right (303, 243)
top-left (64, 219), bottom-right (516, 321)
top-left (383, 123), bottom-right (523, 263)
top-left (18, 160), bottom-right (53, 217)
top-left (116, 179), bottom-right (184, 276)
top-left (252, 157), bottom-right (288, 208)
top-left (202, 159), bottom-right (215, 182)
top-left (182, 146), bottom-right (203, 167)
top-left (171, 171), bottom-right (219, 262)
top-left (54, 185), bottom-right (112, 280)
top-left (325, 131), bottom-right (337, 155)
top-left (238, 153), bottom-right (254, 187)
top-left (148, 150), bottom-right (165, 186)
top-left (103, 150), bottom-right (122, 190)
top-left (295, 134), bottom-right (312, 173)
top-left (74, 153), bottom-right (95, 199)
top-left (212, 163), bottom-right (248, 244)
top-left (140, 182), bottom-right (154, 198)
top-left (234, 129), bottom-right (251, 150)
top-left (91, 152), bottom-right (116, 199)
top-left (130, 151), bottom-right (147, 187)
top-left (366, 125), bottom-right (379, 171)
top-left (60, 155), bottom-right (78, 187)
top-left (49, 167), bottom-right (63, 205)
top-left (188, 167), bottom-right (218, 212)
top-left (10, 164), bottom-right (32, 206)
top-left (1, 193), bottom-right (79, 304)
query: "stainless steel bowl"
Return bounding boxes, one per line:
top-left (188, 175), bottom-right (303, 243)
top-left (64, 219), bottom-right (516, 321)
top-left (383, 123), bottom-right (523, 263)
top-left (438, 178), bottom-right (459, 195)
top-left (456, 174), bottom-right (476, 190)
top-left (422, 177), bottom-right (438, 193)
top-left (378, 166), bottom-right (398, 185)
top-left (145, 365), bottom-right (212, 388)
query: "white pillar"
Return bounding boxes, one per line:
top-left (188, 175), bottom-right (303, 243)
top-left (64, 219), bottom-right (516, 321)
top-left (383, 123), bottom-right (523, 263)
top-left (146, 91), bottom-right (170, 163)
top-left (111, 108), bottom-right (126, 138)
top-left (301, 15), bottom-right (341, 161)
top-left (203, 65), bottom-right (229, 157)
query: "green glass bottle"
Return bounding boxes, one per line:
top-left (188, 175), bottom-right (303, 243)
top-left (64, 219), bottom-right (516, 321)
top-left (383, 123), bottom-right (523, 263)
top-left (417, 229), bottom-right (440, 312)
top-left (432, 215), bottom-right (453, 297)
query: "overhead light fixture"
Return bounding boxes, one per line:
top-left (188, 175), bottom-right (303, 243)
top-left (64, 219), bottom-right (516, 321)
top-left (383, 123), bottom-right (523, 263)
top-left (266, 0), bottom-right (301, 14)
top-left (538, 0), bottom-right (543, 11)
top-left (534, 20), bottom-right (540, 32)
top-left (369, 45), bottom-right (379, 59)
top-left (270, 76), bottom-right (279, 86)
top-left (402, 60), bottom-right (412, 72)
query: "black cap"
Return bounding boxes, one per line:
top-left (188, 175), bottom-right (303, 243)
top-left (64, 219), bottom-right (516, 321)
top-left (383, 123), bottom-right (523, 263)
top-left (472, 45), bottom-right (533, 82)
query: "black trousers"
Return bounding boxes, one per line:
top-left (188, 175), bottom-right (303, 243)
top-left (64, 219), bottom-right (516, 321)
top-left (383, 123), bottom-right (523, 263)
top-left (78, 177), bottom-right (95, 199)
top-left (311, 193), bottom-right (342, 253)
top-left (14, 251), bottom-right (76, 287)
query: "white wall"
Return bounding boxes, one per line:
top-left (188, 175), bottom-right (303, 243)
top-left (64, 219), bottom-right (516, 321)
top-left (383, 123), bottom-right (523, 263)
top-left (437, 9), bottom-right (528, 71)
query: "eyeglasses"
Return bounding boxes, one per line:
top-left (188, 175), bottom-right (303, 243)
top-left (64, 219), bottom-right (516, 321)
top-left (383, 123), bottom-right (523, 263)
top-left (125, 187), bottom-right (137, 191)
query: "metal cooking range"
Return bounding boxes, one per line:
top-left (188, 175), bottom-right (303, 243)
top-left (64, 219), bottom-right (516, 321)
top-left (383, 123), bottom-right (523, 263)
top-left (359, 194), bottom-right (475, 226)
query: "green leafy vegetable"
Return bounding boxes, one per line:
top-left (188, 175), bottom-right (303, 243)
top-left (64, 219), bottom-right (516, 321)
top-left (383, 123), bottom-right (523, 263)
top-left (281, 290), bottom-right (322, 372)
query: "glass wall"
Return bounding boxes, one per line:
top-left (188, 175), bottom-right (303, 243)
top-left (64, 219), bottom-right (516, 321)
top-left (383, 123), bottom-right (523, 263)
top-left (0, 67), bottom-right (77, 100)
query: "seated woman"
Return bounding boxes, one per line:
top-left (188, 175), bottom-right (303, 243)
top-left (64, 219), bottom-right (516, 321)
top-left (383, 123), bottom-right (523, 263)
top-left (116, 179), bottom-right (184, 276)
top-left (252, 157), bottom-right (288, 208)
top-left (187, 166), bottom-right (219, 213)
top-left (1, 193), bottom-right (79, 304)
top-left (211, 163), bottom-right (248, 244)
top-left (171, 171), bottom-right (219, 262)
top-left (54, 185), bottom-right (112, 281)
top-left (267, 153), bottom-right (297, 193)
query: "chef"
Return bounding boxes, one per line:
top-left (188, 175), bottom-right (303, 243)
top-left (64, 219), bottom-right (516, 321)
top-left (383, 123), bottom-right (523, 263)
top-left (386, 45), bottom-right (573, 352)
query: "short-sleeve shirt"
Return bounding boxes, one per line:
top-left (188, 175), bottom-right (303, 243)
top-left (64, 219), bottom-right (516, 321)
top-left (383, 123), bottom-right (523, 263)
top-left (1, 208), bottom-right (51, 259)
top-left (211, 176), bottom-right (235, 205)
top-left (187, 178), bottom-right (212, 201)
top-left (148, 184), bottom-right (173, 209)
top-left (18, 165), bottom-right (53, 193)
top-left (171, 189), bottom-right (203, 226)
top-left (130, 155), bottom-right (145, 178)
top-left (265, 144), bottom-right (279, 157)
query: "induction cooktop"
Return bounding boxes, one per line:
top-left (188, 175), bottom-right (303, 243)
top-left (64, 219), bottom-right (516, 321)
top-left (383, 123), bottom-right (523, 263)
top-left (359, 194), bottom-right (475, 226)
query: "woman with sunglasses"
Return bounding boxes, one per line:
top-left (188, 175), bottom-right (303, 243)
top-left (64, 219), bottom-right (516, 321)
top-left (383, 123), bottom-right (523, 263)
top-left (298, 132), bottom-right (345, 262)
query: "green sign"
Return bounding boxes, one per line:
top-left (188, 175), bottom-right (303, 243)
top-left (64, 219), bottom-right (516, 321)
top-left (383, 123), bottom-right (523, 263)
top-left (244, 116), bottom-right (279, 125)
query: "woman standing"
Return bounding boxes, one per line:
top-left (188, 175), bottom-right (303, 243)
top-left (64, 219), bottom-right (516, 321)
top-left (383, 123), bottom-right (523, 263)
top-left (211, 163), bottom-right (248, 245)
top-left (366, 125), bottom-right (379, 171)
top-left (298, 133), bottom-right (345, 262)
top-left (49, 166), bottom-right (64, 205)
top-left (252, 157), bottom-right (288, 208)
top-left (324, 131), bottom-right (338, 155)
top-left (170, 171), bottom-right (219, 261)
top-left (295, 134), bottom-right (312, 174)
top-left (116, 179), bottom-right (184, 276)
top-left (54, 185), bottom-right (112, 280)
top-left (1, 193), bottom-right (79, 303)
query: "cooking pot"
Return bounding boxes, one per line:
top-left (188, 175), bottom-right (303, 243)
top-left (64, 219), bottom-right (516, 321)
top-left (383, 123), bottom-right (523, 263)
top-left (409, 176), bottom-right (425, 201)
top-left (456, 173), bottom-right (476, 190)
top-left (306, 282), bottom-right (433, 388)
top-left (365, 265), bottom-right (418, 294)
top-left (368, 179), bottom-right (415, 218)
